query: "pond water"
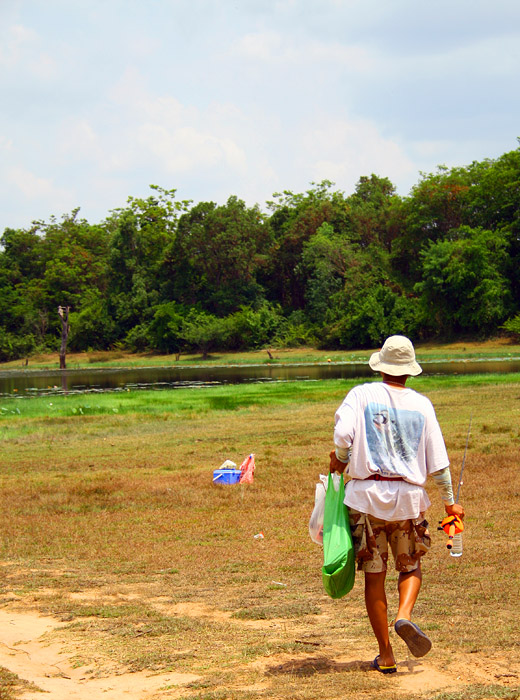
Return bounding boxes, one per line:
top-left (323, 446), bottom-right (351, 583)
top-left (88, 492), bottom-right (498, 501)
top-left (1, 358), bottom-right (520, 398)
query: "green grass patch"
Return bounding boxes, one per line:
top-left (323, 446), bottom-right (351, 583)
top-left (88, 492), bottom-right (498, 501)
top-left (1, 373), bottom-right (519, 423)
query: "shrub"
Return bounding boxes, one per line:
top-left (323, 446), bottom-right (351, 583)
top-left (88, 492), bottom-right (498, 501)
top-left (501, 313), bottom-right (520, 340)
top-left (123, 324), bottom-right (151, 352)
top-left (68, 293), bottom-right (117, 351)
top-left (225, 303), bottom-right (285, 350)
top-left (180, 311), bottom-right (231, 359)
top-left (147, 302), bottom-right (185, 354)
top-left (0, 329), bottom-right (37, 362)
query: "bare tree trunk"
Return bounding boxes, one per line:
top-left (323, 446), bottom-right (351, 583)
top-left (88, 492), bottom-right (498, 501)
top-left (58, 306), bottom-right (70, 370)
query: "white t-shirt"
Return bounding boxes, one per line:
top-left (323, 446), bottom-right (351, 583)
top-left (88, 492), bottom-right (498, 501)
top-left (334, 382), bottom-right (449, 520)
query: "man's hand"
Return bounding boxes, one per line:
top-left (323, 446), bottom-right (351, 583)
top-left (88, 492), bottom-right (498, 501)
top-left (445, 502), bottom-right (465, 519)
top-left (329, 450), bottom-right (347, 474)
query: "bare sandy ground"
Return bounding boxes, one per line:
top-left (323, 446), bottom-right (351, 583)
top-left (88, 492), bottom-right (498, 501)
top-left (1, 596), bottom-right (518, 700)
top-left (0, 608), bottom-right (200, 699)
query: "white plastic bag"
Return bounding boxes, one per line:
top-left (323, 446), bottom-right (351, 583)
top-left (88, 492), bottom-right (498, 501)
top-left (309, 472), bottom-right (341, 545)
top-left (309, 474), bottom-right (342, 545)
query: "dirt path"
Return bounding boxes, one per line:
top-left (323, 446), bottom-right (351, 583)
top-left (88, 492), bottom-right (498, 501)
top-left (0, 608), bottom-right (200, 699)
top-left (0, 602), bottom-right (518, 700)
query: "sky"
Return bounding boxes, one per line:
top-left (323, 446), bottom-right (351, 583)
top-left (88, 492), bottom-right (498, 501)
top-left (1, 0), bottom-right (519, 230)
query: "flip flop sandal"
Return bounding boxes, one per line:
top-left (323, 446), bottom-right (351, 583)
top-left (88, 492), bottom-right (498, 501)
top-left (371, 656), bottom-right (397, 674)
top-left (394, 619), bottom-right (432, 657)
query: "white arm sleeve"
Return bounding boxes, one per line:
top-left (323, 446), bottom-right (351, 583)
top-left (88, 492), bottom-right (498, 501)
top-left (335, 447), bottom-right (350, 464)
top-left (431, 466), bottom-right (455, 505)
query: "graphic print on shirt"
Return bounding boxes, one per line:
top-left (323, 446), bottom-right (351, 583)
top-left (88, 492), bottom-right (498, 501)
top-left (364, 402), bottom-right (425, 478)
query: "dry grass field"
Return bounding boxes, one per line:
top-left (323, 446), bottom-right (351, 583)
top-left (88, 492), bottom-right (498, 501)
top-left (0, 375), bottom-right (519, 700)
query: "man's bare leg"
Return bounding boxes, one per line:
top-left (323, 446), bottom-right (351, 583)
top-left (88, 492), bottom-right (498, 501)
top-left (394, 564), bottom-right (432, 656)
top-left (364, 571), bottom-right (395, 667)
top-left (395, 565), bottom-right (422, 622)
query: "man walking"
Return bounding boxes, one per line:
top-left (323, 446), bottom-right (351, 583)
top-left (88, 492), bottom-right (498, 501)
top-left (330, 335), bottom-right (465, 674)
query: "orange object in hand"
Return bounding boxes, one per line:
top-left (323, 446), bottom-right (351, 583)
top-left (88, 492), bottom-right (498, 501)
top-left (439, 515), bottom-right (464, 550)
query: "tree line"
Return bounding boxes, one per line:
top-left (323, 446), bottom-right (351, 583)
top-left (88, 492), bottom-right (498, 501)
top-left (1, 144), bottom-right (520, 362)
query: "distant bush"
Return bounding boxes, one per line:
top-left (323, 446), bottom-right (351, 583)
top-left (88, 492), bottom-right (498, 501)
top-left (68, 292), bottom-right (117, 351)
top-left (147, 302), bottom-right (185, 354)
top-left (123, 324), bottom-right (151, 352)
top-left (501, 313), bottom-right (520, 340)
top-left (321, 286), bottom-right (421, 349)
top-left (272, 311), bottom-right (319, 348)
top-left (225, 303), bottom-right (285, 350)
top-left (180, 310), bottom-right (231, 359)
top-left (0, 330), bottom-right (37, 362)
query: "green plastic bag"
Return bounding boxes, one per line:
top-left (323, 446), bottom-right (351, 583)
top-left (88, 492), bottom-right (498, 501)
top-left (321, 472), bottom-right (355, 599)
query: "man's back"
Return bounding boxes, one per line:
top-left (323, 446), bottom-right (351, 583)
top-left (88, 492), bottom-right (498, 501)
top-left (335, 382), bottom-right (448, 485)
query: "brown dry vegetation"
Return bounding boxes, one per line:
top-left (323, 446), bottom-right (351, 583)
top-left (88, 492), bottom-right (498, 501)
top-left (0, 378), bottom-right (519, 699)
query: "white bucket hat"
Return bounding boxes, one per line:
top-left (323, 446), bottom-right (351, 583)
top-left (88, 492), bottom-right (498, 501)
top-left (368, 335), bottom-right (422, 376)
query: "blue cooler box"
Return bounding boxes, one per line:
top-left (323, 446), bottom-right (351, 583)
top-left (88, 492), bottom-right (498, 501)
top-left (213, 468), bottom-right (241, 484)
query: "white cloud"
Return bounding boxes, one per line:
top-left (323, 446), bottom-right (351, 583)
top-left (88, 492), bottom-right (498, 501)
top-left (59, 119), bottom-right (102, 161)
top-left (8, 166), bottom-right (73, 207)
top-left (0, 23), bottom-right (58, 79)
top-left (0, 1), bottom-right (518, 229)
top-left (108, 66), bottom-right (150, 109)
top-left (105, 68), bottom-right (249, 176)
top-left (137, 123), bottom-right (246, 173)
top-left (9, 24), bottom-right (38, 44)
top-left (298, 116), bottom-right (415, 192)
top-left (230, 30), bottom-right (374, 72)
top-left (127, 33), bottom-right (162, 59)
top-left (411, 140), bottom-right (454, 159)
top-left (0, 136), bottom-right (13, 152)
top-left (0, 24), bottom-right (35, 68)
top-left (30, 51), bottom-right (57, 80)
top-left (305, 40), bottom-right (375, 71)
top-left (232, 31), bottom-right (298, 62)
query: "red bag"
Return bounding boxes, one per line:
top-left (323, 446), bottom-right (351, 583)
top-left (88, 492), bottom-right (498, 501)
top-left (239, 454), bottom-right (255, 483)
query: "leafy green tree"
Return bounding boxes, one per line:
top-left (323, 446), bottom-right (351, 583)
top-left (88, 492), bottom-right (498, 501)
top-left (0, 227), bottom-right (45, 349)
top-left (0, 212), bottom-right (111, 353)
top-left (392, 166), bottom-right (473, 282)
top-left (271, 310), bottom-right (319, 348)
top-left (464, 146), bottom-right (520, 302)
top-left (1, 147), bottom-right (520, 360)
top-left (323, 284), bottom-right (420, 349)
top-left (300, 214), bottom-right (406, 337)
top-left (105, 187), bottom-right (189, 338)
top-left (173, 196), bottom-right (272, 315)
top-left (264, 182), bottom-right (351, 311)
top-left (0, 227), bottom-right (44, 282)
top-left (465, 147), bottom-right (520, 231)
top-left (345, 174), bottom-right (404, 252)
top-left (415, 226), bottom-right (512, 335)
top-left (68, 291), bottom-right (117, 351)
top-left (147, 301), bottom-right (186, 354)
top-left (35, 209), bottom-right (110, 310)
top-left (300, 222), bottom-right (348, 323)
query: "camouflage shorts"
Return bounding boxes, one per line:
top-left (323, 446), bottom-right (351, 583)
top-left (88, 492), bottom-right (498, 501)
top-left (348, 509), bottom-right (431, 574)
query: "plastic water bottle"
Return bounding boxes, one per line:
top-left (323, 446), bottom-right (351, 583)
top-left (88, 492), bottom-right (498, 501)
top-left (450, 532), bottom-right (463, 557)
